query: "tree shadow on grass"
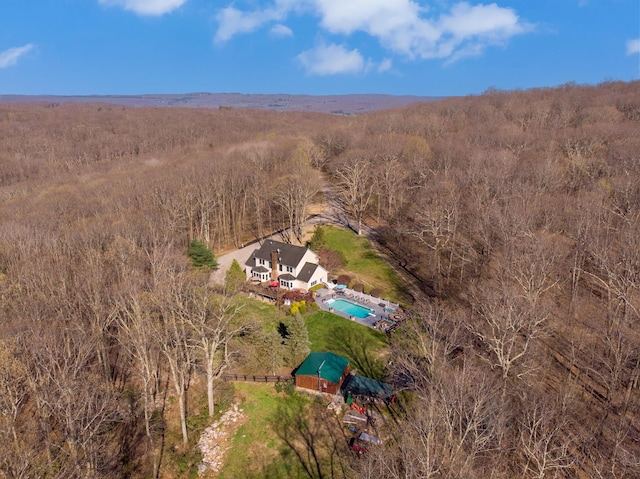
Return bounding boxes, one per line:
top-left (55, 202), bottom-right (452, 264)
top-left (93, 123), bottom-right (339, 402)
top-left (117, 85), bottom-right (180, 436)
top-left (243, 452), bottom-right (306, 479)
top-left (266, 396), bottom-right (351, 479)
top-left (332, 327), bottom-right (386, 381)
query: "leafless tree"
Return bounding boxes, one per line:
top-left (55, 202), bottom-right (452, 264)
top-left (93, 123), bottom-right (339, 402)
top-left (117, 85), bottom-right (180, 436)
top-left (181, 287), bottom-right (245, 417)
top-left (274, 169), bottom-right (321, 243)
top-left (0, 340), bottom-right (29, 444)
top-left (24, 325), bottom-right (121, 477)
top-left (406, 184), bottom-right (462, 286)
top-left (373, 153), bottom-right (409, 221)
top-left (518, 393), bottom-right (574, 479)
top-left (391, 301), bottom-right (465, 385)
top-left (469, 281), bottom-right (546, 382)
top-left (364, 361), bottom-right (500, 479)
top-left (154, 273), bottom-right (196, 446)
top-left (334, 157), bottom-right (374, 235)
top-left (116, 293), bottom-right (164, 477)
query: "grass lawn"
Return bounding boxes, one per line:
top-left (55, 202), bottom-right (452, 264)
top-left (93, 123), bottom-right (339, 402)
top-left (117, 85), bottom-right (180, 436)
top-left (194, 299), bottom-right (392, 478)
top-left (165, 236), bottom-right (402, 478)
top-left (235, 296), bottom-right (285, 322)
top-left (305, 310), bottom-right (390, 380)
top-left (231, 296), bottom-right (392, 380)
top-left (323, 225), bottom-right (411, 305)
top-left (218, 383), bottom-right (315, 479)
top-left (235, 296), bottom-right (290, 333)
top-left (217, 310), bottom-right (391, 478)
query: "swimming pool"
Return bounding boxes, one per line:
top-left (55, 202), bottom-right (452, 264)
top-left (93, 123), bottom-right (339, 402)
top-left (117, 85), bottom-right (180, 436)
top-left (327, 299), bottom-right (375, 319)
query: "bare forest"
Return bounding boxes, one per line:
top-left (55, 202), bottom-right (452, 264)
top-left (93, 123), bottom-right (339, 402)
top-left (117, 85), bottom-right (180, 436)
top-left (1, 81), bottom-right (640, 478)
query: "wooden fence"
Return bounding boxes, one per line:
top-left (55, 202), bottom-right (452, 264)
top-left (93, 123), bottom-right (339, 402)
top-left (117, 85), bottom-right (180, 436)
top-left (221, 374), bottom-right (293, 383)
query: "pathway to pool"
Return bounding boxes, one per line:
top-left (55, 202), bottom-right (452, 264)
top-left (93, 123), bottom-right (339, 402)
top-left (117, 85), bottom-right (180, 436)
top-left (314, 285), bottom-right (403, 331)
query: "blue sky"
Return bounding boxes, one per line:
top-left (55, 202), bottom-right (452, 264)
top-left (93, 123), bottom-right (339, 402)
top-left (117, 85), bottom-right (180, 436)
top-left (1, 0), bottom-right (639, 96)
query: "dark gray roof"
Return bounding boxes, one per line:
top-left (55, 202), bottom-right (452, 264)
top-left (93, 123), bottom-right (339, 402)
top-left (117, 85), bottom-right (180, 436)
top-left (297, 262), bottom-right (320, 283)
top-left (279, 273), bottom-right (295, 281)
top-left (252, 266), bottom-right (269, 273)
top-left (343, 375), bottom-right (393, 399)
top-left (253, 240), bottom-right (308, 268)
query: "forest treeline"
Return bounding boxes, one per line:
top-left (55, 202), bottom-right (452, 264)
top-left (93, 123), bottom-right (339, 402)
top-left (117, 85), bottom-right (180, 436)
top-left (1, 81), bottom-right (639, 478)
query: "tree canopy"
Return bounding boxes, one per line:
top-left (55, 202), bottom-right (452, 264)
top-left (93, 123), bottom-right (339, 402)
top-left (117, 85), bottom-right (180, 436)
top-left (187, 240), bottom-right (218, 269)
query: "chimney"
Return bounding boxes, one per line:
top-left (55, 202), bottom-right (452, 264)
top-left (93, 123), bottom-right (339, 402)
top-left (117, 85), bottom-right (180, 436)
top-left (271, 250), bottom-right (278, 281)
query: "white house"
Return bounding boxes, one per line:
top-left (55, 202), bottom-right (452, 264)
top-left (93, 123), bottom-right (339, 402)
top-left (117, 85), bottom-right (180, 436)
top-left (245, 240), bottom-right (328, 290)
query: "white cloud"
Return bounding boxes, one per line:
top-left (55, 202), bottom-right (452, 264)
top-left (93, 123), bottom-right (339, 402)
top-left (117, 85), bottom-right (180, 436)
top-left (378, 58), bottom-right (392, 72)
top-left (627, 39), bottom-right (640, 55)
top-left (215, 1), bottom-right (531, 64)
top-left (439, 3), bottom-right (523, 39)
top-left (313, 0), bottom-right (423, 36)
top-left (215, 6), bottom-right (286, 42)
top-left (271, 24), bottom-right (294, 37)
top-left (312, 1), bottom-right (528, 59)
top-left (99, 0), bottom-right (187, 16)
top-left (298, 43), bottom-right (365, 75)
top-left (0, 44), bottom-right (33, 69)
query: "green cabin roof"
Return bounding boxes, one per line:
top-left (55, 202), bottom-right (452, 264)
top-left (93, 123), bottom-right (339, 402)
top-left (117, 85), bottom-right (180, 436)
top-left (296, 352), bottom-right (349, 384)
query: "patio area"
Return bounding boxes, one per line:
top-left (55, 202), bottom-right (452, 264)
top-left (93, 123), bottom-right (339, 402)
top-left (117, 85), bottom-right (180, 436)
top-left (314, 284), bottom-right (405, 331)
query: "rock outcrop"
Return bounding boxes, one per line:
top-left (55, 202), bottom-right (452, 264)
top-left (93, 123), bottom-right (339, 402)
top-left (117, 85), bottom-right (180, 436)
top-left (197, 403), bottom-right (247, 476)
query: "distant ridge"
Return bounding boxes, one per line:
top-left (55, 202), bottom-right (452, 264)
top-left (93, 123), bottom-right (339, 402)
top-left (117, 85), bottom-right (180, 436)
top-left (0, 92), bottom-right (442, 114)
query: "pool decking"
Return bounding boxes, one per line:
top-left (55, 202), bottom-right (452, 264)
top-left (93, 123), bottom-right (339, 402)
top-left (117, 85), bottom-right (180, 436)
top-left (315, 286), bottom-right (401, 330)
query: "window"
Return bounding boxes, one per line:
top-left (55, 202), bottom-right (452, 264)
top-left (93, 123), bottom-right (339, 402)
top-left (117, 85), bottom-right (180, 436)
top-left (253, 271), bottom-right (268, 281)
top-left (286, 265), bottom-right (293, 273)
top-left (310, 280), bottom-right (317, 287)
top-left (259, 258), bottom-right (265, 265)
top-left (279, 264), bottom-right (283, 271)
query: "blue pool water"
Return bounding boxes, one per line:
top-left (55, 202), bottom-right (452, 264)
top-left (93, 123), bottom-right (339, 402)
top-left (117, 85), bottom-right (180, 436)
top-left (327, 299), bottom-right (375, 319)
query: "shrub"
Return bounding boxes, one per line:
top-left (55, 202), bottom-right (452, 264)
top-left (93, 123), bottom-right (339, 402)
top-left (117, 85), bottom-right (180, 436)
top-left (284, 290), bottom-right (306, 302)
top-left (337, 274), bottom-right (352, 285)
top-left (290, 300), bottom-right (307, 315)
top-left (187, 240), bottom-right (218, 269)
top-left (275, 381), bottom-right (296, 396)
top-left (353, 283), bottom-right (364, 293)
top-left (225, 259), bottom-right (245, 292)
top-left (215, 381), bottom-right (235, 408)
top-left (370, 287), bottom-right (383, 298)
top-left (308, 225), bottom-right (326, 252)
top-left (319, 248), bottom-right (346, 273)
top-left (285, 314), bottom-right (310, 366)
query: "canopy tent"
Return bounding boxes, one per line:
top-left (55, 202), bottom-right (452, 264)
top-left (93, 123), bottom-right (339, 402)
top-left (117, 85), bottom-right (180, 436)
top-left (342, 374), bottom-right (393, 400)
